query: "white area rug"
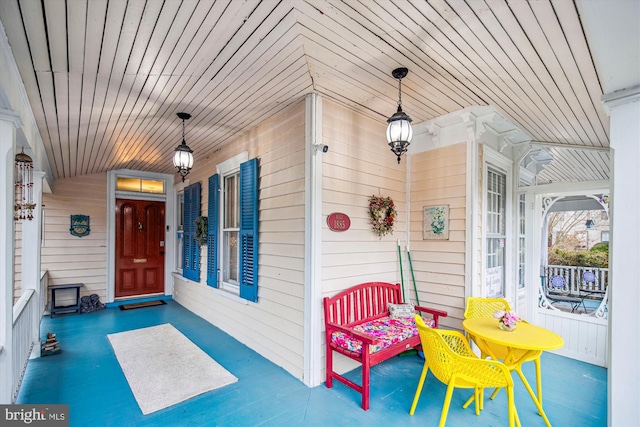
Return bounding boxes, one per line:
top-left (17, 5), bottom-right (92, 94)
top-left (108, 323), bottom-right (238, 414)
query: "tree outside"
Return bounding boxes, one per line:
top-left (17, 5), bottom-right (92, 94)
top-left (547, 209), bottom-right (609, 268)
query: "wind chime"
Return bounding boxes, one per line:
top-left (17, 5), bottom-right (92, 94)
top-left (14, 148), bottom-right (36, 221)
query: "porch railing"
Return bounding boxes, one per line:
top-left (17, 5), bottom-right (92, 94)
top-left (10, 270), bottom-right (47, 402)
top-left (544, 265), bottom-right (609, 298)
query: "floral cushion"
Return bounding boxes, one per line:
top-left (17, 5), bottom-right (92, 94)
top-left (331, 316), bottom-right (436, 355)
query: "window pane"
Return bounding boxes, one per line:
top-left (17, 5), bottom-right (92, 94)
top-left (486, 167), bottom-right (506, 297)
top-left (116, 177), bottom-right (140, 192)
top-left (224, 231), bottom-right (239, 283)
top-left (116, 177), bottom-right (165, 193)
top-left (225, 174), bottom-right (238, 228)
top-left (177, 192), bottom-right (184, 231)
top-left (140, 179), bottom-right (164, 194)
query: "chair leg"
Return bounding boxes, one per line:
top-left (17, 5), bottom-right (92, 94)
top-left (515, 366), bottom-right (552, 427)
top-left (474, 388), bottom-right (480, 416)
top-left (507, 385), bottom-right (517, 427)
top-left (490, 386), bottom-right (501, 400)
top-left (462, 393), bottom-right (475, 409)
top-left (409, 363), bottom-right (429, 415)
top-left (439, 382), bottom-right (456, 427)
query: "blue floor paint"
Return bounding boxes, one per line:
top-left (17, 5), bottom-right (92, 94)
top-left (18, 300), bottom-right (607, 426)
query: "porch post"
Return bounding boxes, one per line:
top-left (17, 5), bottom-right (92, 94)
top-left (303, 92), bottom-right (323, 387)
top-left (0, 110), bottom-right (19, 403)
top-left (603, 86), bottom-right (640, 426)
top-left (21, 171), bottom-right (44, 358)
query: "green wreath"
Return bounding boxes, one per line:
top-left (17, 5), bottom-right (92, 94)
top-left (195, 216), bottom-right (208, 246)
top-left (368, 195), bottom-right (396, 237)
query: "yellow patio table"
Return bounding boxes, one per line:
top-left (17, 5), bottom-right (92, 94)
top-left (462, 317), bottom-right (564, 427)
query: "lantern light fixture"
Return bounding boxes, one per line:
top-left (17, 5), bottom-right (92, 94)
top-left (173, 112), bottom-right (194, 182)
top-left (386, 67), bottom-right (413, 164)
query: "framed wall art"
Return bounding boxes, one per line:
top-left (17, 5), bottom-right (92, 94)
top-left (423, 205), bottom-right (449, 240)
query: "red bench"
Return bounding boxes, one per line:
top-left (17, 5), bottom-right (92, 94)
top-left (323, 281), bottom-right (448, 410)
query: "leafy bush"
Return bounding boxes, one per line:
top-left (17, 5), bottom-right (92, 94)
top-left (590, 242), bottom-right (609, 253)
top-left (548, 248), bottom-right (608, 268)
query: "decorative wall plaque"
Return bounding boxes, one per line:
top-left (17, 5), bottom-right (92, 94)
top-left (70, 214), bottom-right (90, 237)
top-left (327, 212), bottom-right (351, 232)
top-left (423, 205), bottom-right (449, 240)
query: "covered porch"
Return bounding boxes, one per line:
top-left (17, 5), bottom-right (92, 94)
top-left (1, 1), bottom-right (639, 425)
top-left (18, 300), bottom-right (606, 426)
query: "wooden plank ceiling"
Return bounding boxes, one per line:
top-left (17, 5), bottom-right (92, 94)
top-left (0, 0), bottom-right (610, 183)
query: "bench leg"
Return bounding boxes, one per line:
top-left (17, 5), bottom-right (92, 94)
top-left (362, 355), bottom-right (370, 410)
top-left (325, 345), bottom-right (333, 388)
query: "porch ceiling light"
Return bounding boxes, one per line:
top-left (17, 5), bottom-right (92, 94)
top-left (386, 67), bottom-right (413, 164)
top-left (173, 112), bottom-right (194, 182)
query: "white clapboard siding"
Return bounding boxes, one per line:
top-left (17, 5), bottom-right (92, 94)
top-left (319, 99), bottom-right (410, 375)
top-left (174, 100), bottom-right (308, 380)
top-left (409, 143), bottom-right (467, 329)
top-left (41, 173), bottom-right (108, 307)
top-left (536, 309), bottom-right (607, 367)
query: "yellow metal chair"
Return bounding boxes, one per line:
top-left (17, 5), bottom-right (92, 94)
top-left (409, 315), bottom-right (517, 427)
top-left (464, 297), bottom-right (542, 403)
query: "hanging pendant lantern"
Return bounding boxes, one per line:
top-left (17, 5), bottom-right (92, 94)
top-left (14, 148), bottom-right (36, 221)
top-left (386, 67), bottom-right (413, 164)
top-left (173, 112), bottom-right (194, 182)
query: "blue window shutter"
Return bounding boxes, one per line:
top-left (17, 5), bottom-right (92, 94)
top-left (182, 182), bottom-right (201, 282)
top-left (239, 158), bottom-right (259, 302)
top-left (207, 174), bottom-right (219, 287)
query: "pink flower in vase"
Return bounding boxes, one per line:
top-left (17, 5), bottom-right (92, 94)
top-left (494, 310), bottom-right (520, 330)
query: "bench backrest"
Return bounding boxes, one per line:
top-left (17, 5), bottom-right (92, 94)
top-left (323, 282), bottom-right (404, 327)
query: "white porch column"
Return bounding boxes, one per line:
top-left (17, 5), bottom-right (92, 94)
top-left (21, 171), bottom-right (44, 359)
top-left (0, 110), bottom-right (19, 404)
top-left (303, 92), bottom-right (323, 387)
top-left (20, 172), bottom-right (44, 293)
top-left (603, 86), bottom-right (640, 426)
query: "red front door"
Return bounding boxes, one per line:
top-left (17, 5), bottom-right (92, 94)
top-left (115, 199), bottom-right (165, 298)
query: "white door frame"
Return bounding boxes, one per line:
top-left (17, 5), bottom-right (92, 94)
top-left (521, 180), bottom-right (610, 366)
top-left (106, 169), bottom-right (176, 303)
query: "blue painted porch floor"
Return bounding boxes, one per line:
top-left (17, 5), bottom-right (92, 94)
top-left (18, 300), bottom-right (607, 426)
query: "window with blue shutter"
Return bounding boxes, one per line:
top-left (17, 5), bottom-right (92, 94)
top-left (182, 182), bottom-right (201, 281)
top-left (207, 174), bottom-right (219, 287)
top-left (206, 156), bottom-right (258, 302)
top-left (239, 158), bottom-right (259, 302)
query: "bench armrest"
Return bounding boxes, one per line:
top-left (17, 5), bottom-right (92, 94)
top-left (414, 305), bottom-right (448, 327)
top-left (325, 322), bottom-right (377, 344)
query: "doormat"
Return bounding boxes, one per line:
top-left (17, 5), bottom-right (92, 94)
top-left (108, 323), bottom-right (238, 414)
top-left (119, 300), bottom-right (167, 311)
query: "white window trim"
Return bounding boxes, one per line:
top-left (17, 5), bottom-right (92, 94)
top-left (174, 179), bottom-right (189, 275)
top-left (216, 152), bottom-right (248, 295)
top-left (482, 147), bottom-right (514, 301)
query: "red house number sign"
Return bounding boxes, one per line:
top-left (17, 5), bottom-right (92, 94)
top-left (327, 212), bottom-right (351, 232)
